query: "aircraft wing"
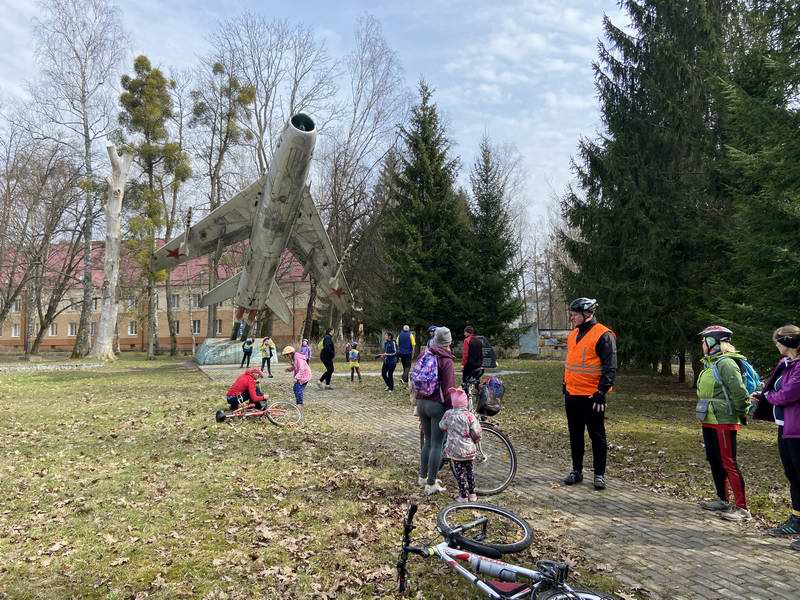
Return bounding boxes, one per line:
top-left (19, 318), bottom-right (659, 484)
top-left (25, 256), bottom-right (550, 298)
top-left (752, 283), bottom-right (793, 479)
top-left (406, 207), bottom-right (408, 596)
top-left (151, 175), bottom-right (265, 272)
top-left (287, 187), bottom-right (353, 313)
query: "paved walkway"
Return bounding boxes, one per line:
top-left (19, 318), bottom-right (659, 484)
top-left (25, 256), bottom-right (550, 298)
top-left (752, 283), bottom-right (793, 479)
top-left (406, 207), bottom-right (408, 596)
top-left (200, 365), bottom-right (797, 600)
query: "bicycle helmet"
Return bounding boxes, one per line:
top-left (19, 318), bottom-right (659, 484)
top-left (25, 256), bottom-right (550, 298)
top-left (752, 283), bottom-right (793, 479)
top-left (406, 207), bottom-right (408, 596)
top-left (699, 325), bottom-right (732, 351)
top-left (568, 297), bottom-right (598, 313)
top-left (427, 325), bottom-right (438, 334)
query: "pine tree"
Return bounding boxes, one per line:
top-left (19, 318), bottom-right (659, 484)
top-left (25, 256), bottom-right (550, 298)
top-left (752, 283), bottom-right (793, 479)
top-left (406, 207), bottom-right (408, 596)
top-left (382, 81), bottom-right (473, 334)
top-left (560, 0), bottom-right (730, 369)
top-left (468, 136), bottom-right (523, 343)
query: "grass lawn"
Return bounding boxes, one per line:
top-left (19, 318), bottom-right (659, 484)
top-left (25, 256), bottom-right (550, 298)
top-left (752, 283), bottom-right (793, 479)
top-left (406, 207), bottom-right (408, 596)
top-left (0, 355), bottom-right (638, 599)
top-left (495, 359), bottom-right (790, 524)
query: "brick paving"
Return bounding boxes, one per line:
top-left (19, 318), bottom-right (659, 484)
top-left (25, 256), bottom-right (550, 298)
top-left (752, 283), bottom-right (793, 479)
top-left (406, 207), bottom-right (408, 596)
top-left (201, 364), bottom-right (797, 600)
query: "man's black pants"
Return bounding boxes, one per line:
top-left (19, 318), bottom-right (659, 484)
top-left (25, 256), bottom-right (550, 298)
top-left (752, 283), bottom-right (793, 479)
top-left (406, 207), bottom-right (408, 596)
top-left (564, 394), bottom-right (607, 475)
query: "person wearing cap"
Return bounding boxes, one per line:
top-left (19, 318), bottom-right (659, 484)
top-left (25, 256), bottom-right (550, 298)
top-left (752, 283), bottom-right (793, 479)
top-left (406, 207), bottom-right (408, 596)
top-left (416, 326), bottom-right (456, 496)
top-left (240, 337), bottom-right (255, 368)
top-left (397, 325), bottom-right (416, 386)
top-left (750, 325), bottom-right (800, 546)
top-left (439, 387), bottom-right (482, 501)
top-left (562, 297), bottom-right (617, 491)
top-left (696, 325), bottom-right (751, 521)
top-left (225, 367), bottom-right (268, 410)
top-left (260, 336), bottom-right (276, 377)
top-left (283, 345), bottom-right (312, 407)
top-left (425, 325), bottom-right (438, 349)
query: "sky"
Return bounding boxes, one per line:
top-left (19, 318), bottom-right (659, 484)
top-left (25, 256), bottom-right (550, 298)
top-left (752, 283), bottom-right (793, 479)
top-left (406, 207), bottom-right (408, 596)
top-left (0, 0), bottom-right (628, 223)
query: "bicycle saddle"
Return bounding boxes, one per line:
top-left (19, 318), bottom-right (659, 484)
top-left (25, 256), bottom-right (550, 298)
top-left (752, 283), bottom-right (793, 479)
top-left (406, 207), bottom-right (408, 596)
top-left (447, 534), bottom-right (502, 559)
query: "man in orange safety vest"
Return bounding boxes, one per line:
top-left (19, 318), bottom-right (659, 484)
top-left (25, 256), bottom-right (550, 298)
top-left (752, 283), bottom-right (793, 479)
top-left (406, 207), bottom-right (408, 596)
top-left (563, 297), bottom-right (617, 491)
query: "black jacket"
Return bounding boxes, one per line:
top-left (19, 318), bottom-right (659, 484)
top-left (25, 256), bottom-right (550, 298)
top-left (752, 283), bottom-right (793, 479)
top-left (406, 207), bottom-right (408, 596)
top-left (567, 318), bottom-right (617, 396)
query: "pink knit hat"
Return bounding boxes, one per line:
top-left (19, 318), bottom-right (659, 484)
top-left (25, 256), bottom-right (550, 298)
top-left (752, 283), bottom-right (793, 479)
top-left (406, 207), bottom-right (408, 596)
top-left (449, 387), bottom-right (468, 409)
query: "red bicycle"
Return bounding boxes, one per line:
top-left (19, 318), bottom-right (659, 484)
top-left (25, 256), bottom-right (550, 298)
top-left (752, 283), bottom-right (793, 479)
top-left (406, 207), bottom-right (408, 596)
top-left (215, 398), bottom-right (302, 427)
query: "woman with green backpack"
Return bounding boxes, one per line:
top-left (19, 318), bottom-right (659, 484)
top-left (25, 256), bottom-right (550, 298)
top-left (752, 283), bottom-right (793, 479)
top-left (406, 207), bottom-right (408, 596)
top-left (695, 325), bottom-right (752, 522)
top-left (317, 328), bottom-right (335, 390)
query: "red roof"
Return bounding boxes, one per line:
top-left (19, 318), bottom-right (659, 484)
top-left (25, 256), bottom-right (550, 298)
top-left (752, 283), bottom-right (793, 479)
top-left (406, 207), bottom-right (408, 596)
top-left (1, 241), bottom-right (307, 290)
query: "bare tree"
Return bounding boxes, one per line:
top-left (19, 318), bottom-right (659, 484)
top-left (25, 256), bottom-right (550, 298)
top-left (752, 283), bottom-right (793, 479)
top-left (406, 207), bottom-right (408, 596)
top-left (90, 144), bottom-right (133, 360)
top-left (30, 0), bottom-right (127, 358)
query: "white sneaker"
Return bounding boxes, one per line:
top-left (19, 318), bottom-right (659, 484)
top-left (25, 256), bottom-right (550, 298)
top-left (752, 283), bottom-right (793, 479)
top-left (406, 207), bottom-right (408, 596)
top-left (325, 385), bottom-right (334, 390)
top-left (417, 476), bottom-right (426, 486)
top-left (316, 382), bottom-right (323, 390)
top-left (719, 507), bottom-right (752, 522)
top-left (424, 480), bottom-right (446, 495)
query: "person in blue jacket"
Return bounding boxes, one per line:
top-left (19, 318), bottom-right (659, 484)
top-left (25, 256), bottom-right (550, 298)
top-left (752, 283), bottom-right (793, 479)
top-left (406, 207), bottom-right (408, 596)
top-left (397, 325), bottom-right (416, 386)
top-left (378, 332), bottom-right (398, 392)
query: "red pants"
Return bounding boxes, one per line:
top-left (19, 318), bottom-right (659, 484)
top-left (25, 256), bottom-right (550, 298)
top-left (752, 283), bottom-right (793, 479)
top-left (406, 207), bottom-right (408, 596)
top-left (703, 425), bottom-right (747, 509)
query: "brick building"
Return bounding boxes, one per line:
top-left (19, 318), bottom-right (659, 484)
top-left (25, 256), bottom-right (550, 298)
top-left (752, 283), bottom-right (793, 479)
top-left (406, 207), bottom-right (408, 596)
top-left (0, 242), bottom-right (312, 353)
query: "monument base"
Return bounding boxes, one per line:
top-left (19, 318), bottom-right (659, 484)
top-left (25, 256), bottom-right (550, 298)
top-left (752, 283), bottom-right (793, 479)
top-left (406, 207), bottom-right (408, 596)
top-left (195, 338), bottom-right (279, 366)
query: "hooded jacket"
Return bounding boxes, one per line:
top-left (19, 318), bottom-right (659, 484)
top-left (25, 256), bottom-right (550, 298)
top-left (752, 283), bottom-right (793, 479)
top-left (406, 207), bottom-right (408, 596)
top-left (416, 345), bottom-right (456, 409)
top-left (226, 369), bottom-right (265, 403)
top-left (762, 358), bottom-right (800, 438)
top-left (696, 352), bottom-right (750, 426)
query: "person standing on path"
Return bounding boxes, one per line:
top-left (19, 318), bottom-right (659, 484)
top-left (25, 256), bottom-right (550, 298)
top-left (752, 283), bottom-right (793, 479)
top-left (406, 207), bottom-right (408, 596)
top-left (317, 328), bottom-right (335, 390)
top-left (397, 325), bottom-right (416, 386)
top-left (240, 337), bottom-right (254, 368)
top-left (300, 339), bottom-right (312, 364)
top-left (562, 298), bottom-right (617, 491)
top-left (283, 345), bottom-right (311, 408)
top-left (696, 325), bottom-right (751, 522)
top-left (416, 326), bottom-right (456, 496)
top-left (425, 325), bottom-right (437, 349)
top-left (751, 325), bottom-right (800, 547)
top-left (379, 332), bottom-right (399, 391)
top-left (349, 342), bottom-right (362, 383)
top-left (461, 325), bottom-right (484, 383)
top-left (439, 386), bottom-right (482, 501)
top-left (260, 336), bottom-right (276, 377)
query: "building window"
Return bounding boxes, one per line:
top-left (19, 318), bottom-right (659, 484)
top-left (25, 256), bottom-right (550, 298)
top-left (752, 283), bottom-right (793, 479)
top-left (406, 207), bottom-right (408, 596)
top-left (191, 293), bottom-right (202, 309)
top-left (48, 323), bottom-right (58, 337)
top-left (169, 294), bottom-right (180, 309)
top-left (172, 320), bottom-right (180, 334)
top-left (216, 319), bottom-right (223, 335)
top-left (128, 321), bottom-right (137, 336)
top-left (12, 299), bottom-right (21, 313)
top-left (127, 297), bottom-right (136, 310)
top-left (191, 320), bottom-right (201, 335)
top-left (68, 322), bottom-right (77, 336)
top-left (90, 321), bottom-right (97, 336)
top-left (11, 323), bottom-right (20, 337)
top-left (70, 299), bottom-right (80, 311)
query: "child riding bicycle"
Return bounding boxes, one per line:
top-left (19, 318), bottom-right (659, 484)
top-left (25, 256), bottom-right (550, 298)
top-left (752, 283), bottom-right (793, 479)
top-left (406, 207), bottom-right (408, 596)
top-left (225, 368), bottom-right (268, 410)
top-left (440, 387), bottom-right (482, 501)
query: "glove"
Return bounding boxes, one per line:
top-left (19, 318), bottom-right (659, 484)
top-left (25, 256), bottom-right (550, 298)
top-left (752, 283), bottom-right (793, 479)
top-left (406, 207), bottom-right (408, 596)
top-left (591, 391), bottom-right (606, 412)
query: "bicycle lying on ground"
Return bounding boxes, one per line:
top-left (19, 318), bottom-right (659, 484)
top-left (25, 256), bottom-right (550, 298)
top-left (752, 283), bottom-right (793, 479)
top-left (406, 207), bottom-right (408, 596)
top-left (455, 369), bottom-right (517, 495)
top-left (215, 398), bottom-right (302, 426)
top-left (397, 502), bottom-right (619, 599)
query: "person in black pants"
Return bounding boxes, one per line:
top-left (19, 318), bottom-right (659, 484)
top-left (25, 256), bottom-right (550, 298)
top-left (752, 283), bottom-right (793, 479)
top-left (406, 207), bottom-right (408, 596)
top-left (379, 332), bottom-right (399, 391)
top-left (317, 328), bottom-right (336, 390)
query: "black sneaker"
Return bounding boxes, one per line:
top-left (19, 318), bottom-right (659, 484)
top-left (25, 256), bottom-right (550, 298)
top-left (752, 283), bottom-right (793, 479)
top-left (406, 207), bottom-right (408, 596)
top-left (593, 475), bottom-right (606, 490)
top-left (563, 470), bottom-right (583, 485)
top-left (768, 515), bottom-right (800, 536)
top-left (791, 539), bottom-right (800, 551)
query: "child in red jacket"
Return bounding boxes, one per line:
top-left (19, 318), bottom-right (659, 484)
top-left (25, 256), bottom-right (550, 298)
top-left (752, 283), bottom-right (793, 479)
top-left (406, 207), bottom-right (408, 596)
top-left (225, 368), bottom-right (268, 410)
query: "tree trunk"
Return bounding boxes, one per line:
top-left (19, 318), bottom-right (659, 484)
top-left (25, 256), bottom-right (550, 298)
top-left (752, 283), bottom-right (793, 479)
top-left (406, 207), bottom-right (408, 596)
top-left (691, 352), bottom-right (703, 389)
top-left (678, 350), bottom-right (686, 383)
top-left (90, 145), bottom-right (133, 361)
top-left (71, 214), bottom-right (94, 357)
top-left (147, 274), bottom-right (157, 359)
top-left (302, 276), bottom-right (317, 341)
top-left (166, 279), bottom-right (177, 356)
top-left (660, 354), bottom-right (672, 377)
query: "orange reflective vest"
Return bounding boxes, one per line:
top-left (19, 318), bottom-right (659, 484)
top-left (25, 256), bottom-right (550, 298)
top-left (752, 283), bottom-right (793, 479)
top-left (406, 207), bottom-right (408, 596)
top-left (564, 323), bottom-right (612, 396)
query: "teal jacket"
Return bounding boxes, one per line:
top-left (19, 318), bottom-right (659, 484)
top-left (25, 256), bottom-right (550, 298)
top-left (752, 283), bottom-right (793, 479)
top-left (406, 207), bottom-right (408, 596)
top-left (696, 352), bottom-right (750, 425)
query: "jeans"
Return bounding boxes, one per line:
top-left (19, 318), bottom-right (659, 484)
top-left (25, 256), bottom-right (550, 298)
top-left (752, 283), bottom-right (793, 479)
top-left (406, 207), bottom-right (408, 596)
top-left (293, 382), bottom-right (307, 405)
top-left (260, 356), bottom-right (272, 376)
top-left (382, 361), bottom-right (397, 390)
top-left (240, 351), bottom-right (252, 368)
top-left (418, 399), bottom-right (446, 485)
top-left (400, 354), bottom-right (412, 383)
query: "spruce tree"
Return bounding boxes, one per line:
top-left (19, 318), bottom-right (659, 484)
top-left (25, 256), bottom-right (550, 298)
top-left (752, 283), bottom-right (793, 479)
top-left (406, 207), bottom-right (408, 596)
top-left (468, 136), bottom-right (523, 343)
top-left (560, 0), bottom-right (730, 368)
top-left (382, 81), bottom-right (473, 334)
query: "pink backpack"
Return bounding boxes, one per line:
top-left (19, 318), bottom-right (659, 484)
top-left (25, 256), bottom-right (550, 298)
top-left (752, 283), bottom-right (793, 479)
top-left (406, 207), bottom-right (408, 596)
top-left (411, 349), bottom-right (440, 399)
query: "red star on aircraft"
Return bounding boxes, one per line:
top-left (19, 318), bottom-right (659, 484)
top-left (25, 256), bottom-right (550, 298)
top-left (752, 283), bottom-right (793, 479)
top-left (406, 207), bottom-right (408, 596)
top-left (330, 287), bottom-right (345, 298)
top-left (167, 248), bottom-right (185, 259)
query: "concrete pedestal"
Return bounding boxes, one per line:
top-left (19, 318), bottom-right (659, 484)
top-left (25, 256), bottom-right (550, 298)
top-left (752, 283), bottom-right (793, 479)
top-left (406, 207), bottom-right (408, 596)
top-left (195, 338), bottom-right (279, 366)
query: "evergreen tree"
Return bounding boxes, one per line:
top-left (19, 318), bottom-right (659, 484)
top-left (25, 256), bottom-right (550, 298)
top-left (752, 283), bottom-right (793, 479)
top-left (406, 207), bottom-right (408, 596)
top-left (560, 0), bottom-right (730, 370)
top-left (382, 81), bottom-right (473, 335)
top-left (119, 55), bottom-right (185, 358)
top-left (718, 0), bottom-right (800, 369)
top-left (468, 136), bottom-right (523, 343)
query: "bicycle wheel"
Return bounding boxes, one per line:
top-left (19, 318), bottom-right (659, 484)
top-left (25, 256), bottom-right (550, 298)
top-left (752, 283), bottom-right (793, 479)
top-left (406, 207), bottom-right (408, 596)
top-left (265, 402), bottom-right (302, 426)
top-left (453, 423), bottom-right (516, 496)
top-left (436, 502), bottom-right (532, 555)
top-left (537, 588), bottom-right (620, 600)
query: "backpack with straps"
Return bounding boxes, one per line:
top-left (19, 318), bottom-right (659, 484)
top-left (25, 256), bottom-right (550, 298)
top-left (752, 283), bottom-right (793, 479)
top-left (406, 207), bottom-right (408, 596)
top-left (411, 349), bottom-right (440, 399)
top-left (711, 355), bottom-right (762, 396)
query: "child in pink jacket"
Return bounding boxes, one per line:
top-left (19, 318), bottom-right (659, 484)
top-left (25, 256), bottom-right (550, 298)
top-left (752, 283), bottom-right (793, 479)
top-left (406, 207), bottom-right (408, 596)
top-left (439, 387), bottom-right (482, 501)
top-left (283, 345), bottom-right (311, 407)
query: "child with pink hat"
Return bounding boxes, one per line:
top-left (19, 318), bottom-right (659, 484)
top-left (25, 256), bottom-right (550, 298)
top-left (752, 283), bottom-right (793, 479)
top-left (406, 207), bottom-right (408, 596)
top-left (439, 387), bottom-right (482, 501)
